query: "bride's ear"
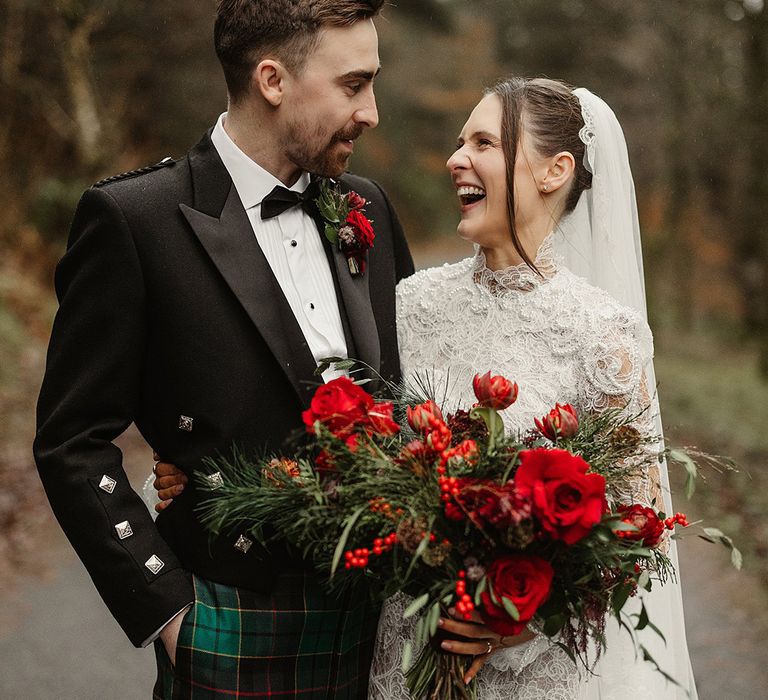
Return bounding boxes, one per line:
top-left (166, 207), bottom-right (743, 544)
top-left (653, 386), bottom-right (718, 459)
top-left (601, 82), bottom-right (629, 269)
top-left (541, 152), bottom-right (576, 194)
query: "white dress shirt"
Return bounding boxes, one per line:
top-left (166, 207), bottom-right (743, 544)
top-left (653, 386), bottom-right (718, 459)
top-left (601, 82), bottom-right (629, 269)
top-left (142, 115), bottom-right (350, 648)
top-left (211, 112), bottom-right (348, 383)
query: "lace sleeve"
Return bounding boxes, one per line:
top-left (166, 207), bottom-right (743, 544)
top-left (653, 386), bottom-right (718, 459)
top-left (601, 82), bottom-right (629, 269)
top-left (579, 308), bottom-right (662, 507)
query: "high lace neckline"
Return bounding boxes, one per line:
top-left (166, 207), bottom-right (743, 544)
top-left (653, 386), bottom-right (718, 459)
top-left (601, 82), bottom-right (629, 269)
top-left (472, 232), bottom-right (559, 295)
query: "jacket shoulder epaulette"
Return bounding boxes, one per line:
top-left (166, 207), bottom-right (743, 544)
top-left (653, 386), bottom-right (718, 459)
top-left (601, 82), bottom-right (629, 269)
top-left (93, 156), bottom-right (176, 188)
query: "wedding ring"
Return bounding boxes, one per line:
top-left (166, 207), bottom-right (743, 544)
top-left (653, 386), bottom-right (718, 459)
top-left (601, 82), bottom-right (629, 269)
top-left (485, 641), bottom-right (493, 655)
top-left (152, 461), bottom-right (159, 475)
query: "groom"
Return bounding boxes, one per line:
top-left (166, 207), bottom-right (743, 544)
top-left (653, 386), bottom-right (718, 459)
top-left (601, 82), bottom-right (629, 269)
top-left (34, 1), bottom-right (413, 697)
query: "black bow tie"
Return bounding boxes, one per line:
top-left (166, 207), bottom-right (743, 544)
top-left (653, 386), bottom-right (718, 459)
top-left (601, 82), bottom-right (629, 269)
top-left (260, 180), bottom-right (320, 220)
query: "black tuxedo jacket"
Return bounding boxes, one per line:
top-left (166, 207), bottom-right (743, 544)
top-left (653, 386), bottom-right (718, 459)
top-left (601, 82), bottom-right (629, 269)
top-left (34, 132), bottom-right (414, 646)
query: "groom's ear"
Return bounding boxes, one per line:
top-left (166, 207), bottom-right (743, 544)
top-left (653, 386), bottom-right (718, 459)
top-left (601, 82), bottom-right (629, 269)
top-left (253, 59), bottom-right (287, 106)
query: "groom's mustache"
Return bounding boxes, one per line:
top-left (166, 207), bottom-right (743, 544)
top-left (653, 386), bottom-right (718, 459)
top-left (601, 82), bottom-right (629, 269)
top-left (333, 125), bottom-right (364, 143)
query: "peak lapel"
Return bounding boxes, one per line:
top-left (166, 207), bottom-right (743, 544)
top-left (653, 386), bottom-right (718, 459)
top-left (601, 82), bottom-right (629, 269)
top-left (180, 176), bottom-right (319, 406)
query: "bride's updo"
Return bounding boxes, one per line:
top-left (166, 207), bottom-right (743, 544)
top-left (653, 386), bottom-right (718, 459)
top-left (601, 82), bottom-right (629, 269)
top-left (487, 77), bottom-right (593, 270)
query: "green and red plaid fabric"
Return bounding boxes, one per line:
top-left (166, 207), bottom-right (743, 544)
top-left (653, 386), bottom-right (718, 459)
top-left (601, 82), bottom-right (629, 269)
top-left (153, 572), bottom-right (379, 699)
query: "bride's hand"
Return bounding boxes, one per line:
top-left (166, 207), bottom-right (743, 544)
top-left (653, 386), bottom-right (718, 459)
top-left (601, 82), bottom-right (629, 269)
top-left (438, 608), bottom-right (536, 684)
top-left (152, 451), bottom-right (188, 513)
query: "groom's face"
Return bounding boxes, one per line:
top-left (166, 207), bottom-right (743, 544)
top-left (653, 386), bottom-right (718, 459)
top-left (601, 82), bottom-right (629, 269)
top-left (279, 20), bottom-right (380, 178)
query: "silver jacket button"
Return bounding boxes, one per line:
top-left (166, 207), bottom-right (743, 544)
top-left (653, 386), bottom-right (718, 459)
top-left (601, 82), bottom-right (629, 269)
top-left (114, 521), bottom-right (133, 540)
top-left (205, 472), bottom-right (224, 490)
top-left (145, 555), bottom-right (165, 574)
top-left (234, 535), bottom-right (253, 554)
top-left (178, 415), bottom-right (194, 432)
top-left (99, 475), bottom-right (117, 494)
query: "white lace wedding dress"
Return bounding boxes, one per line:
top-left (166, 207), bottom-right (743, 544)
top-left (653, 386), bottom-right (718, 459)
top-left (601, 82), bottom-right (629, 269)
top-left (368, 237), bottom-right (697, 699)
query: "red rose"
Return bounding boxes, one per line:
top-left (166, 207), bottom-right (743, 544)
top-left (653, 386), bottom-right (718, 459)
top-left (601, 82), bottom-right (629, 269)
top-left (515, 448), bottom-right (607, 545)
top-left (535, 403), bottom-right (579, 441)
top-left (480, 554), bottom-right (554, 636)
top-left (344, 210), bottom-right (375, 250)
top-left (367, 401), bottom-right (400, 436)
top-left (407, 400), bottom-right (444, 433)
top-left (302, 377), bottom-right (374, 437)
top-left (347, 191), bottom-right (367, 211)
top-left (616, 504), bottom-right (665, 547)
top-left (473, 372), bottom-right (519, 410)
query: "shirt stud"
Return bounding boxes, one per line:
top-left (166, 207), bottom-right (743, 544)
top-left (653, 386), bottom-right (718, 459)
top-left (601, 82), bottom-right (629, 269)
top-left (99, 475), bottom-right (117, 494)
top-left (234, 535), bottom-right (253, 554)
top-left (145, 555), bottom-right (165, 575)
top-left (115, 521), bottom-right (133, 540)
top-left (178, 415), bottom-right (194, 432)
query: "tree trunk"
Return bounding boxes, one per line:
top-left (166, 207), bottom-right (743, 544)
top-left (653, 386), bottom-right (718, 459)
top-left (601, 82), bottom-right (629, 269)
top-left (50, 4), bottom-right (107, 172)
top-left (741, 7), bottom-right (768, 376)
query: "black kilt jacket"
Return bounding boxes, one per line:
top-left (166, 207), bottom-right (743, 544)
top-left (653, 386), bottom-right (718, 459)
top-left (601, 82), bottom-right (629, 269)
top-left (33, 132), bottom-right (414, 647)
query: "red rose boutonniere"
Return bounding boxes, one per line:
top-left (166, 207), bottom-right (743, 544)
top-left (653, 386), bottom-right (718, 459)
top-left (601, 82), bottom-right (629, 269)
top-left (315, 178), bottom-right (375, 276)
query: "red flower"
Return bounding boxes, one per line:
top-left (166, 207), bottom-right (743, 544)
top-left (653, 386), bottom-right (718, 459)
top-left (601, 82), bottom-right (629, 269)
top-left (426, 421), bottom-right (452, 452)
top-left (367, 401), bottom-right (400, 436)
top-left (473, 372), bottom-right (519, 410)
top-left (452, 479), bottom-right (531, 530)
top-left (535, 403), bottom-right (579, 441)
top-left (347, 191), bottom-right (367, 211)
top-left (480, 554), bottom-right (554, 636)
top-left (407, 401), bottom-right (445, 433)
top-left (441, 439), bottom-right (479, 467)
top-left (616, 504), bottom-right (665, 547)
top-left (302, 377), bottom-right (374, 437)
top-left (345, 210), bottom-right (375, 248)
top-left (515, 448), bottom-right (607, 545)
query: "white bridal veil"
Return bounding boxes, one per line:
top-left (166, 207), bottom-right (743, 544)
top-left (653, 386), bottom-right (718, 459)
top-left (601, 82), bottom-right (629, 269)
top-left (555, 88), bottom-right (698, 699)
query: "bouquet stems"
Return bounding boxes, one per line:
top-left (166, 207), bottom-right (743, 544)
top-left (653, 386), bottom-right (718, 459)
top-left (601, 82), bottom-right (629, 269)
top-left (406, 644), bottom-right (477, 700)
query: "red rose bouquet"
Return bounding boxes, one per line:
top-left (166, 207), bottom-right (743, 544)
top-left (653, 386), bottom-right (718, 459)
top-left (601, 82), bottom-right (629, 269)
top-left (198, 371), bottom-right (739, 699)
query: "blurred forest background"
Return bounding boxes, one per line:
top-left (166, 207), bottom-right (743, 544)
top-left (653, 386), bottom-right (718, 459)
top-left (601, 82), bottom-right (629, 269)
top-left (0, 0), bottom-right (767, 691)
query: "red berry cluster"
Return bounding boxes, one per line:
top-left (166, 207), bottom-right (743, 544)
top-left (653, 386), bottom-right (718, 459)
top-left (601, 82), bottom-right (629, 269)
top-left (454, 570), bottom-right (475, 620)
top-left (437, 469), bottom-right (461, 503)
top-left (344, 532), bottom-right (398, 569)
top-left (664, 512), bottom-right (689, 529)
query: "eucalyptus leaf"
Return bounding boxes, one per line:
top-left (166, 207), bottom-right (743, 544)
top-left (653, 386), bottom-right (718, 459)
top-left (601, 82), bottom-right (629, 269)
top-left (401, 641), bottom-right (413, 673)
top-left (330, 505), bottom-right (366, 577)
top-left (404, 593), bottom-right (431, 619)
top-left (636, 602), bottom-right (649, 630)
top-left (501, 596), bottom-right (520, 621)
top-left (669, 448), bottom-right (697, 498)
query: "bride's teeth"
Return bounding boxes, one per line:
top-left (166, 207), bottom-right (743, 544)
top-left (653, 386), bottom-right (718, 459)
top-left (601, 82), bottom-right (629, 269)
top-left (457, 186), bottom-right (486, 197)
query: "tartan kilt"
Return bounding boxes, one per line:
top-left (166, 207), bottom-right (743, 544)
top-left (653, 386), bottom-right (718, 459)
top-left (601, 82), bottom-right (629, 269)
top-left (153, 572), bottom-right (379, 699)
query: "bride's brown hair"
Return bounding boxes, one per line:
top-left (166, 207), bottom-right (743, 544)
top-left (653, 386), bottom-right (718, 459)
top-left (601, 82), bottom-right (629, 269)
top-left (486, 77), bottom-right (593, 272)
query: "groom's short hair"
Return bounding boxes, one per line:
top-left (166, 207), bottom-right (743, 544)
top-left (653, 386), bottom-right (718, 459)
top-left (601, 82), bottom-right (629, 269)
top-left (215, 0), bottom-right (385, 104)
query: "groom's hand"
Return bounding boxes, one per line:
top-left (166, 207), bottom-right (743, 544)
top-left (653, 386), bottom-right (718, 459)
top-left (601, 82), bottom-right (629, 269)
top-left (159, 607), bottom-right (188, 666)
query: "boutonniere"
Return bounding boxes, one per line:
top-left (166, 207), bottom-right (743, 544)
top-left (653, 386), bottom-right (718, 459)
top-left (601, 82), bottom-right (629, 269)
top-left (314, 178), bottom-right (375, 276)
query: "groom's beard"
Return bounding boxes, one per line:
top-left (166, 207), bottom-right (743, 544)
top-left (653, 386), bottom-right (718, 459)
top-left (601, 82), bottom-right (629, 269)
top-left (284, 121), bottom-right (364, 178)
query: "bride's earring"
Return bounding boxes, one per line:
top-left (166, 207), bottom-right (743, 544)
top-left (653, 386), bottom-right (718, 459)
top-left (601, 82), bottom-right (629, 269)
top-left (542, 184), bottom-right (549, 192)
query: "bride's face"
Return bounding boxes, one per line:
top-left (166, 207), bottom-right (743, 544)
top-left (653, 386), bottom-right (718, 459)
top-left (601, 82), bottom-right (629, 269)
top-left (446, 95), bottom-right (510, 246)
top-left (448, 94), bottom-right (555, 254)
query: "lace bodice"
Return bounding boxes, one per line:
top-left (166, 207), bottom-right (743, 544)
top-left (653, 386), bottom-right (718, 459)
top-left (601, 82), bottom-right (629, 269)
top-left (369, 247), bottom-right (658, 700)
top-left (397, 246), bottom-right (653, 448)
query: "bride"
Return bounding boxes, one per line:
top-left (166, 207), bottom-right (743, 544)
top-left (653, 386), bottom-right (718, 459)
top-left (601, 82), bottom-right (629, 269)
top-left (152, 77), bottom-right (697, 698)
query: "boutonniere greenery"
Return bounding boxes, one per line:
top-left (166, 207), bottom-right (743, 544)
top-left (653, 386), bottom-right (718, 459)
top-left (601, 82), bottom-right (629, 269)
top-left (314, 178), bottom-right (375, 276)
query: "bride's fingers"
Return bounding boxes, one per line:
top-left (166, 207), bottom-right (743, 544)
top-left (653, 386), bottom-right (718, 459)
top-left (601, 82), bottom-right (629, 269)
top-left (154, 498), bottom-right (173, 513)
top-left (153, 473), bottom-right (188, 491)
top-left (154, 461), bottom-right (185, 479)
top-left (439, 616), bottom-right (494, 640)
top-left (440, 638), bottom-right (493, 657)
top-left (463, 653), bottom-right (491, 684)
